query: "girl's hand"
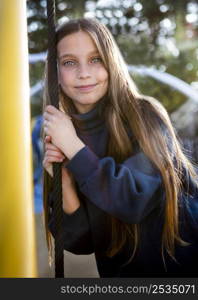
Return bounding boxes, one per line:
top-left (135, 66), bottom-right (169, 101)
top-left (43, 105), bottom-right (85, 159)
top-left (43, 105), bottom-right (76, 152)
top-left (43, 135), bottom-right (65, 177)
top-left (43, 135), bottom-right (75, 186)
top-left (43, 136), bottom-right (80, 214)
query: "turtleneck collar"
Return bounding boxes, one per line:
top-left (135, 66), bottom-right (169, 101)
top-left (71, 96), bottom-right (107, 134)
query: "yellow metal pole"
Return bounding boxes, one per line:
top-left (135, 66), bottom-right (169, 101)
top-left (0, 0), bottom-right (37, 277)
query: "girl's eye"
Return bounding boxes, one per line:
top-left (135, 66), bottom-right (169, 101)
top-left (91, 57), bottom-right (102, 63)
top-left (62, 60), bottom-right (76, 66)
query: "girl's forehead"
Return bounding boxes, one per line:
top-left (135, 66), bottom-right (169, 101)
top-left (57, 31), bottom-right (98, 53)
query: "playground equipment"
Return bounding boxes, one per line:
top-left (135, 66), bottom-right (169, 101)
top-left (0, 0), bottom-right (37, 277)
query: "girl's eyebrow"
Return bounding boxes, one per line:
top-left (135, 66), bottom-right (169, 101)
top-left (59, 50), bottom-right (99, 60)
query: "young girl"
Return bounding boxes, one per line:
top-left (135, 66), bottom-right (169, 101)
top-left (43, 18), bottom-right (198, 277)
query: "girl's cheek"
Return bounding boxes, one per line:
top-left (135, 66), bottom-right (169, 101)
top-left (97, 68), bottom-right (108, 80)
top-left (60, 68), bottom-right (70, 76)
top-left (59, 69), bottom-right (74, 84)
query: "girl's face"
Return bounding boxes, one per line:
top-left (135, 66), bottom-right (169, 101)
top-left (57, 31), bottom-right (109, 114)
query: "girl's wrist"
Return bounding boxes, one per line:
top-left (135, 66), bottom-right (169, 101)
top-left (63, 137), bottom-right (85, 160)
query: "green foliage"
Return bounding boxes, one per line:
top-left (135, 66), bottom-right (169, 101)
top-left (134, 75), bottom-right (186, 113)
top-left (115, 30), bottom-right (198, 112)
top-left (29, 61), bottom-right (45, 86)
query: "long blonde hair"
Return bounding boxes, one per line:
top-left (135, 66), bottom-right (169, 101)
top-left (43, 18), bottom-right (198, 266)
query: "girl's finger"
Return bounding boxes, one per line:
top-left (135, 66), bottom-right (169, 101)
top-left (44, 156), bottom-right (64, 163)
top-left (45, 142), bottom-right (64, 153)
top-left (42, 158), bottom-right (53, 177)
top-left (43, 111), bottom-right (53, 121)
top-left (44, 126), bottom-right (49, 135)
top-left (45, 149), bottom-right (65, 160)
top-left (45, 135), bottom-right (51, 142)
top-left (43, 120), bottom-right (49, 127)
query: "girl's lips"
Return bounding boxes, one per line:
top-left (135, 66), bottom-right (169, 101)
top-left (75, 84), bottom-right (97, 92)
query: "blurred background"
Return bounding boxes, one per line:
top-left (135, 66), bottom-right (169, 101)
top-left (27, 0), bottom-right (198, 277)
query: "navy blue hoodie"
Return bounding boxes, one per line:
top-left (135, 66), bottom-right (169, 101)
top-left (49, 98), bottom-right (198, 277)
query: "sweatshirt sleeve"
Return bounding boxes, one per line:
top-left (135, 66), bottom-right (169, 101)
top-left (48, 196), bottom-right (94, 255)
top-left (65, 146), bottom-right (163, 224)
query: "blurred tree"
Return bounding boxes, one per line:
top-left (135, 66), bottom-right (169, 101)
top-left (27, 0), bottom-right (198, 52)
top-left (27, 0), bottom-right (98, 53)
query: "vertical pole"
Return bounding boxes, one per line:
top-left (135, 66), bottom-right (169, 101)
top-left (0, 0), bottom-right (37, 277)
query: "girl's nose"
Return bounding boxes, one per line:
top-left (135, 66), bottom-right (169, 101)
top-left (77, 64), bottom-right (91, 79)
